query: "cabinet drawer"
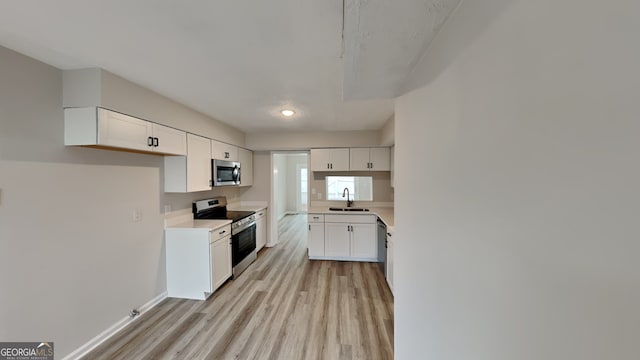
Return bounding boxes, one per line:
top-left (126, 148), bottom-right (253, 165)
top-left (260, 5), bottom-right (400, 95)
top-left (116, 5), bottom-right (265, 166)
top-left (210, 224), bottom-right (231, 242)
top-left (308, 214), bottom-right (324, 223)
top-left (324, 214), bottom-right (376, 224)
top-left (255, 208), bottom-right (267, 219)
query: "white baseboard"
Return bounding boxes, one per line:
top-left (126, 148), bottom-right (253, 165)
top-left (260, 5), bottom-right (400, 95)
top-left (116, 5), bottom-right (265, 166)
top-left (62, 291), bottom-right (168, 360)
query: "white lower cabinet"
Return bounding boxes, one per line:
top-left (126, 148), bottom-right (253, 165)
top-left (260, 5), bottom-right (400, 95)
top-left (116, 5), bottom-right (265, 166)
top-left (255, 208), bottom-right (268, 250)
top-left (308, 214), bottom-right (325, 257)
top-left (324, 223), bottom-right (351, 258)
top-left (165, 224), bottom-right (232, 300)
top-left (308, 214), bottom-right (377, 261)
top-left (211, 232), bottom-right (232, 291)
top-left (350, 223), bottom-right (377, 259)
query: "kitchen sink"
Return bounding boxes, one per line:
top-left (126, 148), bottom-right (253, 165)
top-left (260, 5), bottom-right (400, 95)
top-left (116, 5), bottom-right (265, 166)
top-left (329, 207), bottom-right (370, 212)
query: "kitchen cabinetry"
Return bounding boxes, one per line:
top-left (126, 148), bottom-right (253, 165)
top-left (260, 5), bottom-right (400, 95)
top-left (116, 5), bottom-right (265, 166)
top-left (211, 229), bottom-right (233, 291)
top-left (255, 208), bottom-right (268, 251)
top-left (310, 148), bottom-right (350, 171)
top-left (238, 147), bottom-right (253, 187)
top-left (349, 147), bottom-right (390, 171)
top-left (386, 230), bottom-right (394, 295)
top-left (165, 223), bottom-right (232, 300)
top-left (324, 222), bottom-right (352, 257)
top-left (164, 133), bottom-right (212, 192)
top-left (211, 140), bottom-right (238, 161)
top-left (64, 107), bottom-right (186, 155)
top-left (307, 214), bottom-right (325, 258)
top-left (309, 214), bottom-right (377, 261)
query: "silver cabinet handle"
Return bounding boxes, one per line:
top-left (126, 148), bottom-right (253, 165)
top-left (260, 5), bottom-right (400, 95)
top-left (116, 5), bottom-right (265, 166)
top-left (219, 230), bottom-right (227, 235)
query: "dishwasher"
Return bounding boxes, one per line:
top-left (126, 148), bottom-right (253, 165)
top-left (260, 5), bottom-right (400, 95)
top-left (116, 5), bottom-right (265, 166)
top-left (377, 219), bottom-right (387, 276)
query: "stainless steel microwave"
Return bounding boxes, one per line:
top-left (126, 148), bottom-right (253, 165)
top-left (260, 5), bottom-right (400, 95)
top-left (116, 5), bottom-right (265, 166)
top-left (212, 159), bottom-right (241, 186)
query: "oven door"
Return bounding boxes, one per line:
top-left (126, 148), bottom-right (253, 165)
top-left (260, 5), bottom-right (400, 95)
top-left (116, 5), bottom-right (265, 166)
top-left (213, 159), bottom-right (241, 186)
top-left (231, 223), bottom-right (256, 267)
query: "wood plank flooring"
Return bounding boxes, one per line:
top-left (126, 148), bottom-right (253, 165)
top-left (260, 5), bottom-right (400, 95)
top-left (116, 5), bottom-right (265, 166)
top-left (83, 214), bottom-right (394, 360)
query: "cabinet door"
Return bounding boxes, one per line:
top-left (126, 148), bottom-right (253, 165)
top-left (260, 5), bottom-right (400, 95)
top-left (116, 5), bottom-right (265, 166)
top-left (386, 237), bottom-right (394, 294)
top-left (308, 223), bottom-right (325, 257)
top-left (324, 223), bottom-right (350, 257)
top-left (310, 149), bottom-right (332, 171)
top-left (370, 147), bottom-right (390, 171)
top-left (152, 124), bottom-right (187, 155)
top-left (187, 134), bottom-right (212, 192)
top-left (211, 235), bottom-right (232, 291)
top-left (211, 140), bottom-right (238, 161)
top-left (349, 148), bottom-right (371, 171)
top-left (330, 148), bottom-right (350, 171)
top-left (98, 108), bottom-right (152, 151)
top-left (256, 216), bottom-right (267, 250)
top-left (350, 223), bottom-right (377, 259)
top-left (238, 148), bottom-right (253, 186)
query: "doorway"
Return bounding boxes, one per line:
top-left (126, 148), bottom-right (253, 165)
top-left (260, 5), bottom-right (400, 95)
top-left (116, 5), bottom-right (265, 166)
top-left (270, 152), bottom-right (309, 246)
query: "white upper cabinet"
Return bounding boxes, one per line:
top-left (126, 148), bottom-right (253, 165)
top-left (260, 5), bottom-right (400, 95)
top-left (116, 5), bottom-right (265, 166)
top-left (349, 147), bottom-right (390, 171)
top-left (164, 133), bottom-right (212, 192)
top-left (211, 140), bottom-right (238, 161)
top-left (310, 148), bottom-right (350, 171)
top-left (97, 109), bottom-right (151, 151)
top-left (238, 147), bottom-right (253, 187)
top-left (65, 107), bottom-right (187, 155)
top-left (152, 123), bottom-right (187, 155)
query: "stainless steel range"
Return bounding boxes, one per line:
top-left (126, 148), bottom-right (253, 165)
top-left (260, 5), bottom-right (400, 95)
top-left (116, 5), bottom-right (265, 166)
top-left (193, 197), bottom-right (256, 278)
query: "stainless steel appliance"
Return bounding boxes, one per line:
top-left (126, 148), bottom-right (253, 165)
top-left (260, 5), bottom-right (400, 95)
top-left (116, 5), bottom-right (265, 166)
top-left (377, 219), bottom-right (387, 276)
top-left (193, 197), bottom-right (256, 278)
top-left (212, 159), bottom-right (241, 186)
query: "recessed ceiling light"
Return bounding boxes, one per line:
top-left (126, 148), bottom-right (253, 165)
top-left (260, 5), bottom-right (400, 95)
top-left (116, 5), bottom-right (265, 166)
top-left (281, 109), bottom-right (295, 117)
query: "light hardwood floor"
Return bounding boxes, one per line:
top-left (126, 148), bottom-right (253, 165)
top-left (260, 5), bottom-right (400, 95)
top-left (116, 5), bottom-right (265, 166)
top-left (83, 214), bottom-right (394, 360)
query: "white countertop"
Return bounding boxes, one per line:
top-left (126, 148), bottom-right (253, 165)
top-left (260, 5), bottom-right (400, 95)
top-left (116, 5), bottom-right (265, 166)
top-left (227, 201), bottom-right (268, 213)
top-left (307, 205), bottom-right (394, 231)
top-left (165, 219), bottom-right (231, 231)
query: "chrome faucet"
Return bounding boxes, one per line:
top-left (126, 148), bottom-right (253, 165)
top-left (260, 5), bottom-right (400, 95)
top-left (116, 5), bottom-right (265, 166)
top-left (342, 187), bottom-right (353, 207)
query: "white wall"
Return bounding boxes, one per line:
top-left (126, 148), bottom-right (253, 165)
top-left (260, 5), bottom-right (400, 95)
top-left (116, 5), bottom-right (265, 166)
top-left (379, 116), bottom-right (394, 146)
top-left (245, 130), bottom-right (381, 150)
top-left (395, 1), bottom-right (640, 359)
top-left (285, 154), bottom-right (308, 212)
top-left (272, 154), bottom-right (288, 220)
top-left (0, 46), bottom-right (246, 357)
top-left (239, 151), bottom-right (271, 203)
top-left (64, 68), bottom-right (245, 146)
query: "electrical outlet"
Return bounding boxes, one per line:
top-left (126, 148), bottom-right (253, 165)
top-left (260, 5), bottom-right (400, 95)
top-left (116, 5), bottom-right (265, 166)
top-left (132, 208), bottom-right (143, 222)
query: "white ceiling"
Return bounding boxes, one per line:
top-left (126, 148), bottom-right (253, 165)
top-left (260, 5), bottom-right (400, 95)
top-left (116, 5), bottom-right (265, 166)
top-left (343, 0), bottom-right (461, 100)
top-left (0, 0), bottom-right (459, 133)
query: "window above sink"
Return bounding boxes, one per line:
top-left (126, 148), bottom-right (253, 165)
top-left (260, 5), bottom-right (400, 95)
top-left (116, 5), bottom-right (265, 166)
top-left (325, 176), bottom-right (373, 201)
